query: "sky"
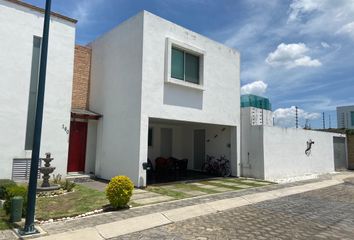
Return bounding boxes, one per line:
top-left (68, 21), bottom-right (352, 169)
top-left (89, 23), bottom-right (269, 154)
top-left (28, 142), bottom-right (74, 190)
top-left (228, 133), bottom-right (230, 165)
top-left (25, 0), bottom-right (354, 128)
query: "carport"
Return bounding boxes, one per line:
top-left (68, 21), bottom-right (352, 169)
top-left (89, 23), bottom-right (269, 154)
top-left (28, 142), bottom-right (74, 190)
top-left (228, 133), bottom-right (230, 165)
top-left (146, 118), bottom-right (238, 184)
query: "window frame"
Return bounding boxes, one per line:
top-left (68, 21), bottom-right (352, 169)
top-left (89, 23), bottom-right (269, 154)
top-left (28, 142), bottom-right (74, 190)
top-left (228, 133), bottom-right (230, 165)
top-left (165, 38), bottom-right (205, 91)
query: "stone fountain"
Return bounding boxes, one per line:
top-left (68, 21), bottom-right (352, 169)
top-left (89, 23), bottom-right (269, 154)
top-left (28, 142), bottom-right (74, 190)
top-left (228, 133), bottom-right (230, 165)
top-left (37, 152), bottom-right (60, 192)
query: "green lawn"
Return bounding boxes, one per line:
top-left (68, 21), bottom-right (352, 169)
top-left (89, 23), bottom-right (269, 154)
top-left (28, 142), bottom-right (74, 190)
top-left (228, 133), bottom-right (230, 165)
top-left (0, 184), bottom-right (109, 227)
top-left (36, 184), bottom-right (108, 220)
top-left (0, 208), bottom-right (11, 230)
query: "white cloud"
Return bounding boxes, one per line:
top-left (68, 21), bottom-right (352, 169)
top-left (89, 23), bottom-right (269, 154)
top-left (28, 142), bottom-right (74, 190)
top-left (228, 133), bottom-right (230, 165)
top-left (337, 22), bottom-right (354, 40)
top-left (288, 0), bottom-right (324, 22)
top-left (266, 43), bottom-right (322, 68)
top-left (241, 80), bottom-right (268, 96)
top-left (321, 42), bottom-right (330, 48)
top-left (273, 106), bottom-right (321, 128)
top-left (287, 0), bottom-right (354, 38)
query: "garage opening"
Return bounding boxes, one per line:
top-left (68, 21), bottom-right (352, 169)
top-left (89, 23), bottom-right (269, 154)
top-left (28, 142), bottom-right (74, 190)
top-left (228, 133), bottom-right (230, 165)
top-left (147, 118), bottom-right (236, 184)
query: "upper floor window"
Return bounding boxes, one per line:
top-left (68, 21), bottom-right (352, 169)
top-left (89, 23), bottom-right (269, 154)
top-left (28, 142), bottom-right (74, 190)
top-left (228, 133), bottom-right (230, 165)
top-left (171, 47), bottom-right (200, 84)
top-left (165, 38), bottom-right (205, 90)
top-left (351, 111), bottom-right (354, 126)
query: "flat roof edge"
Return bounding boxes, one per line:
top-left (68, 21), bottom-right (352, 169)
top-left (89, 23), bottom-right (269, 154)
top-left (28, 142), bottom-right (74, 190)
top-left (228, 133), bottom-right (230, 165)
top-left (4, 0), bottom-right (77, 24)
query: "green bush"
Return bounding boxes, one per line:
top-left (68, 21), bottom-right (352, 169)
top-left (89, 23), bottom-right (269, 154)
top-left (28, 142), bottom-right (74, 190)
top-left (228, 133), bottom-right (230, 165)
top-left (0, 179), bottom-right (16, 199)
top-left (60, 180), bottom-right (76, 192)
top-left (3, 185), bottom-right (28, 217)
top-left (106, 176), bottom-right (134, 208)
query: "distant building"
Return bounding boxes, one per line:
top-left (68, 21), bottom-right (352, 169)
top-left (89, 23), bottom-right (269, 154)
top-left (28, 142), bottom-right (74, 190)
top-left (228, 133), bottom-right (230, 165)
top-left (337, 105), bottom-right (354, 129)
top-left (241, 94), bottom-right (273, 126)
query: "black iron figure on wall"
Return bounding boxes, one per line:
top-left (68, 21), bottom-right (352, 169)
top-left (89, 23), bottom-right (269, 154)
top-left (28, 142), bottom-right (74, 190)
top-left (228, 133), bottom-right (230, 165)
top-left (305, 139), bottom-right (315, 156)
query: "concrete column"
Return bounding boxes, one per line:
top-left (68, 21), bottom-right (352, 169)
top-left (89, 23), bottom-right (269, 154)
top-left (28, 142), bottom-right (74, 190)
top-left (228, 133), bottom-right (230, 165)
top-left (138, 116), bottom-right (149, 187)
top-left (230, 126), bottom-right (240, 177)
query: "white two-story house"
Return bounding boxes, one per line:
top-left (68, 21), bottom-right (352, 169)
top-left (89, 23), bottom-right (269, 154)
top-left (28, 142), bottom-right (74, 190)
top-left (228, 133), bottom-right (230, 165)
top-left (87, 11), bottom-right (241, 186)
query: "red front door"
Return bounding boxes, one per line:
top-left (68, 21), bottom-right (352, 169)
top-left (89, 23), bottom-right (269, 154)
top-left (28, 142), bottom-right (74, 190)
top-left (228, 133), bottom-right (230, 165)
top-left (67, 121), bottom-right (88, 172)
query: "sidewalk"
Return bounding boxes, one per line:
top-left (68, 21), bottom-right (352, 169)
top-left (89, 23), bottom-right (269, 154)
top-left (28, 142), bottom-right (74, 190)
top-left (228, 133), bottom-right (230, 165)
top-left (3, 172), bottom-right (353, 240)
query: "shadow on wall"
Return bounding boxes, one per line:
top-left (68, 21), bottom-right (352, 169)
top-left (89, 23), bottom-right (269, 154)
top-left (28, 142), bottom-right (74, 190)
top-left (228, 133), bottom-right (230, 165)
top-left (163, 84), bottom-right (203, 109)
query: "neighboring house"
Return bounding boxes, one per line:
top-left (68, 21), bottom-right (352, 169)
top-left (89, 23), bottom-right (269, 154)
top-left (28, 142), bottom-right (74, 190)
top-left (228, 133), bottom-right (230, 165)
top-left (337, 105), bottom-right (354, 129)
top-left (241, 95), bottom-right (347, 182)
top-left (0, 0), bottom-right (76, 180)
top-left (84, 11), bottom-right (241, 187)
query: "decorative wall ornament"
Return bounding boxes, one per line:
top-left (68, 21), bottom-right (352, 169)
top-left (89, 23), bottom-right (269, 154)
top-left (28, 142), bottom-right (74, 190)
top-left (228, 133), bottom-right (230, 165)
top-left (305, 139), bottom-right (315, 156)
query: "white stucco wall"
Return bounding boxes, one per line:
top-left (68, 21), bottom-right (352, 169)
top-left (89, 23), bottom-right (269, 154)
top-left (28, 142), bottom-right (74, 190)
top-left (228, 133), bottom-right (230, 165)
top-left (263, 127), bottom-right (344, 182)
top-left (240, 124), bottom-right (264, 179)
top-left (0, 1), bottom-right (76, 179)
top-left (89, 13), bottom-right (144, 185)
top-left (241, 123), bottom-right (345, 182)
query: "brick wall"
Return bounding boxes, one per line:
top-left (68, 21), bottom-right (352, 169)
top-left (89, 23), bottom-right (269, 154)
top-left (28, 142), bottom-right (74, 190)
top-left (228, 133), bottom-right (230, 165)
top-left (348, 134), bottom-right (354, 169)
top-left (72, 45), bottom-right (91, 109)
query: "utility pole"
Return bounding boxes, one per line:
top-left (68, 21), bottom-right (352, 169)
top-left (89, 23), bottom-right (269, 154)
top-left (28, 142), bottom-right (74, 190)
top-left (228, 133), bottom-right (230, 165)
top-left (295, 106), bottom-right (298, 128)
top-left (322, 112), bottom-right (325, 129)
top-left (22, 0), bottom-right (52, 235)
top-left (328, 114), bottom-right (331, 129)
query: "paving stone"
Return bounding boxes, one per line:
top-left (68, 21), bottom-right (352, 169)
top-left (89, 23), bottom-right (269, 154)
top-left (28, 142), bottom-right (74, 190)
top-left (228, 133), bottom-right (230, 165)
top-left (133, 195), bottom-right (174, 205)
top-left (217, 181), bottom-right (242, 186)
top-left (0, 230), bottom-right (17, 240)
top-left (131, 192), bottom-right (161, 200)
top-left (79, 181), bottom-right (107, 192)
top-left (190, 183), bottom-right (219, 189)
top-left (208, 180), bottom-right (225, 184)
top-left (232, 184), bottom-right (253, 189)
top-left (240, 180), bottom-right (261, 184)
top-left (254, 181), bottom-right (272, 185)
top-left (114, 180), bottom-right (354, 240)
top-left (184, 191), bottom-right (207, 196)
top-left (133, 188), bottom-right (149, 194)
top-left (211, 187), bottom-right (232, 192)
top-left (161, 187), bottom-right (207, 196)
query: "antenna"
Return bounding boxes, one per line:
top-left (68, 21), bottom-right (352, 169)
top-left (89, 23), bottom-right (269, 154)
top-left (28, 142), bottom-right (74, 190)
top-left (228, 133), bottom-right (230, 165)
top-left (295, 106), bottom-right (298, 128)
top-left (322, 112), bottom-right (325, 129)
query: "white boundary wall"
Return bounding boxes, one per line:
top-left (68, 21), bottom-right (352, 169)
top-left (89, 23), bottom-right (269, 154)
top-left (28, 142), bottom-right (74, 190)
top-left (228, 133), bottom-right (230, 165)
top-left (241, 125), bottom-right (346, 182)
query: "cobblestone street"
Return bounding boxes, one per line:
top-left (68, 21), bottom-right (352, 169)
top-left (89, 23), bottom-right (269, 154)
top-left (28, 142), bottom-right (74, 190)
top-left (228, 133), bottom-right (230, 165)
top-left (114, 181), bottom-right (354, 240)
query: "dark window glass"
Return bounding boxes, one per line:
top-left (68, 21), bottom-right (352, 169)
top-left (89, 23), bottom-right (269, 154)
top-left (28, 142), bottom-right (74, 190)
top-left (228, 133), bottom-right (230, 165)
top-left (171, 48), bottom-right (184, 80)
top-left (25, 36), bottom-right (41, 150)
top-left (185, 53), bottom-right (199, 84)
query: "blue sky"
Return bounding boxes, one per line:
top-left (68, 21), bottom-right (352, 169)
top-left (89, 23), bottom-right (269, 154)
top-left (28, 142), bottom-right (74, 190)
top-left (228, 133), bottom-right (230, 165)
top-left (26, 0), bottom-right (354, 128)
